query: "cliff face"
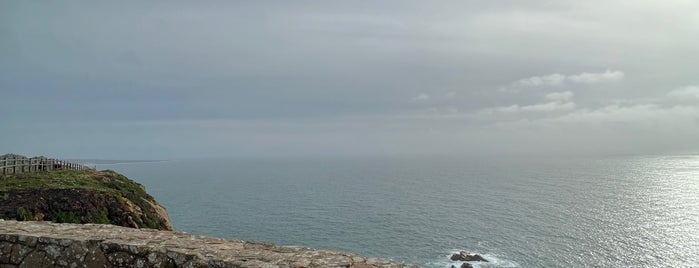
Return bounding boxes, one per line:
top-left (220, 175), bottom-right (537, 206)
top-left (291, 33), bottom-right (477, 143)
top-left (0, 220), bottom-right (416, 268)
top-left (0, 170), bottom-right (172, 230)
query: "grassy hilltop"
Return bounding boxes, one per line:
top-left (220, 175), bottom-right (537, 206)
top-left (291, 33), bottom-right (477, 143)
top-left (0, 170), bottom-right (172, 230)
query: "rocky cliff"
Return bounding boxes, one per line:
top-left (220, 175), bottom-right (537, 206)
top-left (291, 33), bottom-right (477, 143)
top-left (0, 170), bottom-right (172, 230)
top-left (0, 220), bottom-right (416, 268)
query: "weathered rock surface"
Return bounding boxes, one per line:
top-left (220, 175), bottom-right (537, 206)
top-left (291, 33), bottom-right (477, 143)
top-left (0, 220), bottom-right (416, 268)
top-left (449, 251), bottom-right (487, 262)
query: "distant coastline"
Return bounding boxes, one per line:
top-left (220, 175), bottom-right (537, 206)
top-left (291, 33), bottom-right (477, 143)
top-left (68, 159), bottom-right (169, 165)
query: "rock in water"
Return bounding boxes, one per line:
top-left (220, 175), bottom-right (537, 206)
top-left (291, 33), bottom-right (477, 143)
top-left (461, 263), bottom-right (474, 268)
top-left (450, 251), bottom-right (489, 262)
top-left (467, 254), bottom-right (488, 262)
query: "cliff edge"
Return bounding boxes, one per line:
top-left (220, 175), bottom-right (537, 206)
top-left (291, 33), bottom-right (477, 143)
top-left (0, 170), bottom-right (172, 230)
top-left (0, 220), bottom-right (416, 268)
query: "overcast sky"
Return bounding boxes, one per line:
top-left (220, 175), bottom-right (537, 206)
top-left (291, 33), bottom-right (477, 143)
top-left (2, 1), bottom-right (698, 159)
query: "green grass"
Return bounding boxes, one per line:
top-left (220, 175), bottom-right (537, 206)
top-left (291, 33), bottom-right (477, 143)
top-left (55, 211), bottom-right (81, 223)
top-left (0, 170), bottom-right (150, 202)
top-left (16, 207), bottom-right (33, 221)
top-left (1, 170), bottom-right (124, 191)
top-left (86, 208), bottom-right (110, 224)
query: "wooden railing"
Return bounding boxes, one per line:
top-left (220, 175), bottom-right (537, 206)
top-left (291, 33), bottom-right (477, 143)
top-left (0, 157), bottom-right (94, 175)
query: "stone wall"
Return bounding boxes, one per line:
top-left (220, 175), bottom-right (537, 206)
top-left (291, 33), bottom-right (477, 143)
top-left (0, 220), bottom-right (417, 268)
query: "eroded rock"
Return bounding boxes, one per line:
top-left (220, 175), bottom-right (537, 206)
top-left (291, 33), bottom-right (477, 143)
top-left (0, 221), bottom-right (417, 268)
top-left (450, 251), bottom-right (488, 262)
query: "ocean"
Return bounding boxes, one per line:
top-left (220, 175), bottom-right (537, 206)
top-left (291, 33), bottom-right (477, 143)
top-left (97, 155), bottom-right (699, 267)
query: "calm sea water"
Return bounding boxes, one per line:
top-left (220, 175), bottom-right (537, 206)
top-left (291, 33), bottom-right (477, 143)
top-left (97, 155), bottom-right (699, 267)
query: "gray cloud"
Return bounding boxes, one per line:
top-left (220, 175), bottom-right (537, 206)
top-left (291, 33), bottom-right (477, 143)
top-left (1, 1), bottom-right (698, 158)
top-left (545, 91), bottom-right (574, 102)
top-left (506, 70), bottom-right (624, 90)
top-left (667, 86), bottom-right (699, 102)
